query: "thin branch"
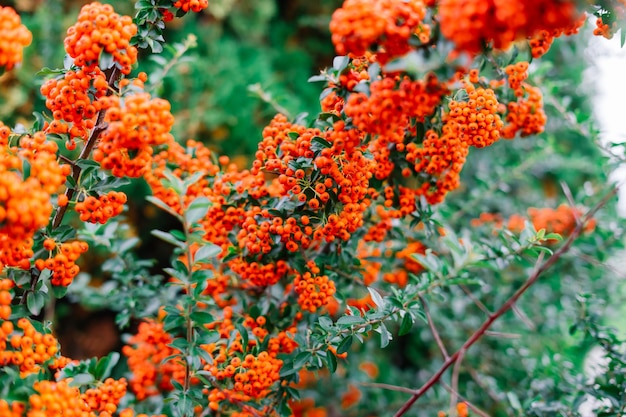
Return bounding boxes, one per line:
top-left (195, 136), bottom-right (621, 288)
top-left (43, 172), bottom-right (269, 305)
top-left (449, 348), bottom-right (465, 416)
top-left (20, 66), bottom-right (121, 305)
top-left (560, 180), bottom-right (581, 226)
top-left (393, 186), bottom-right (619, 417)
top-left (52, 66), bottom-right (120, 228)
top-left (358, 381), bottom-right (418, 395)
top-left (440, 381), bottom-right (491, 417)
top-left (484, 330), bottom-right (521, 339)
top-left (511, 303), bottom-right (536, 331)
top-left (460, 284), bottom-right (493, 316)
top-left (419, 294), bottom-right (449, 360)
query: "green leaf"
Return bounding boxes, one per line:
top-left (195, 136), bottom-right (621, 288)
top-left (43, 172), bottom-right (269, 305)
top-left (235, 322), bottom-right (249, 351)
top-left (68, 373), bottom-right (95, 387)
top-left (190, 311), bottom-right (214, 326)
top-left (325, 349), bottom-right (337, 373)
top-left (94, 352), bottom-right (120, 380)
top-left (399, 313), bottom-right (413, 336)
top-left (367, 287), bottom-right (385, 309)
top-left (169, 337), bottom-right (189, 354)
top-left (151, 230), bottom-right (185, 249)
top-left (279, 361), bottom-right (297, 377)
top-left (193, 243), bottom-right (221, 264)
top-left (146, 196), bottom-right (181, 219)
top-left (332, 55), bottom-right (349, 72)
top-left (336, 335), bottom-right (353, 355)
top-left (293, 351), bottom-right (312, 369)
top-left (318, 316), bottom-right (334, 331)
top-left (336, 315), bottom-right (365, 327)
top-left (185, 197), bottom-right (211, 225)
top-left (26, 291), bottom-right (45, 316)
top-left (377, 323), bottom-right (392, 348)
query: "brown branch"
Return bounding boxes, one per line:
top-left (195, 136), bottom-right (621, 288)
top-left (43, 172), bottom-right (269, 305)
top-left (393, 186), bottom-right (618, 417)
top-left (460, 284), bottom-right (493, 316)
top-left (419, 294), bottom-right (449, 360)
top-left (20, 66), bottom-right (121, 305)
top-left (449, 347), bottom-right (465, 416)
top-left (440, 381), bottom-right (491, 417)
top-left (52, 66), bottom-right (121, 229)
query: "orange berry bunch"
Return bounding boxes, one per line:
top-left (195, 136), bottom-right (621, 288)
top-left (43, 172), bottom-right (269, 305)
top-left (173, 0), bottom-right (209, 13)
top-left (82, 378), bottom-right (128, 416)
top-left (0, 134), bottom-right (65, 269)
top-left (439, 0), bottom-right (582, 55)
top-left (593, 4), bottom-right (625, 39)
top-left (294, 262), bottom-right (336, 313)
top-left (207, 351), bottom-right (283, 404)
top-left (0, 400), bottom-right (23, 417)
top-left (74, 191), bottom-right (127, 224)
top-left (501, 83), bottom-right (546, 139)
top-left (94, 92), bottom-right (175, 177)
top-left (508, 204), bottom-right (595, 238)
top-left (122, 320), bottom-right (185, 400)
top-left (1, 317), bottom-right (59, 376)
top-left (64, 2), bottom-right (138, 74)
top-left (447, 86), bottom-right (503, 148)
top-left (35, 239), bottom-right (89, 286)
top-left (530, 14), bottom-right (584, 58)
top-left (405, 125), bottom-right (469, 204)
top-left (346, 75), bottom-right (446, 146)
top-left (25, 379), bottom-right (93, 416)
top-left (0, 278), bottom-right (12, 320)
top-left (0, 6), bottom-right (32, 71)
top-left (40, 68), bottom-right (109, 142)
top-left (504, 62), bottom-right (529, 95)
top-left (229, 258), bottom-right (290, 287)
top-left (330, 0), bottom-right (430, 64)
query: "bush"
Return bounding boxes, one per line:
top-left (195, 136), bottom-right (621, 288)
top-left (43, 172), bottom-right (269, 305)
top-left (0, 1), bottom-right (625, 416)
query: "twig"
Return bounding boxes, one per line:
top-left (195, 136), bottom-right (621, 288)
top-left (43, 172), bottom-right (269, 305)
top-left (392, 186), bottom-right (619, 417)
top-left (560, 180), bottom-right (581, 226)
top-left (20, 66), bottom-right (121, 305)
top-left (419, 294), bottom-right (449, 360)
top-left (449, 348), bottom-right (465, 416)
top-left (460, 284), bottom-right (493, 316)
top-left (52, 66), bottom-right (121, 228)
top-left (440, 381), bottom-right (491, 417)
top-left (358, 381), bottom-right (419, 395)
top-left (511, 303), bottom-right (536, 331)
top-left (484, 330), bottom-right (521, 339)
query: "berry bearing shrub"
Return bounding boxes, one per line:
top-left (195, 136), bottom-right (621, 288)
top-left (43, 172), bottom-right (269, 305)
top-left (0, 1), bottom-right (625, 417)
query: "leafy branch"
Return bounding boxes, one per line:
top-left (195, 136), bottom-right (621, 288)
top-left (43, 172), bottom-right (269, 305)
top-left (393, 185), bottom-right (619, 417)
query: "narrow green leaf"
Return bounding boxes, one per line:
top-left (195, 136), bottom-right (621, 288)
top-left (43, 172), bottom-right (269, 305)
top-left (325, 349), bottom-right (337, 373)
top-left (151, 230), bottom-right (185, 249)
top-left (336, 335), bottom-right (353, 355)
top-left (399, 313), bottom-right (413, 336)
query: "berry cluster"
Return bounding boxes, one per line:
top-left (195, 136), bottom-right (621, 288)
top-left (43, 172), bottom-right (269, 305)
top-left (330, 0), bottom-right (430, 64)
top-left (0, 6), bottom-right (32, 71)
top-left (439, 0), bottom-right (582, 55)
top-left (294, 262), bottom-right (336, 313)
top-left (122, 320), bottom-right (185, 400)
top-left (35, 240), bottom-right (89, 286)
top-left (64, 2), bottom-right (138, 74)
top-left (0, 131), bottom-right (69, 270)
top-left (447, 86), bottom-right (503, 148)
top-left (173, 0), bottom-right (209, 13)
top-left (74, 191), bottom-right (127, 224)
top-left (94, 92), bottom-right (175, 177)
top-left (82, 378), bottom-right (128, 415)
top-left (40, 68), bottom-right (109, 142)
top-left (0, 318), bottom-right (59, 376)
